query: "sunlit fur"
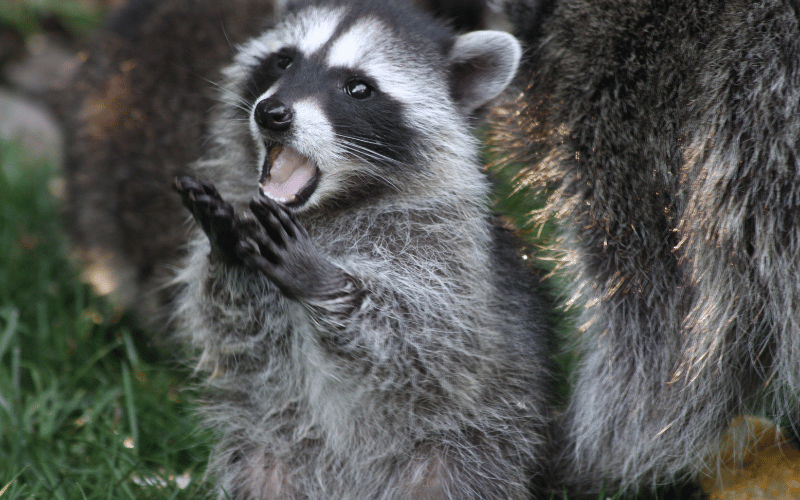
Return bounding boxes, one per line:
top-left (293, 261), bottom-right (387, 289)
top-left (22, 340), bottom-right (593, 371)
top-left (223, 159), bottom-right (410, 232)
top-left (490, 0), bottom-right (800, 495)
top-left (173, 1), bottom-right (553, 499)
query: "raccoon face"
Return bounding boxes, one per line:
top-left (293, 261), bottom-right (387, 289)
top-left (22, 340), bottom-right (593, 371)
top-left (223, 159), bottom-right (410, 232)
top-left (222, 1), bottom-right (521, 210)
top-left (243, 16), bottom-right (422, 209)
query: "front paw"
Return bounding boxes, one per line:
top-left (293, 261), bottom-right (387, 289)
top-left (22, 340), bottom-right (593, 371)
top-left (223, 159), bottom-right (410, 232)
top-left (235, 195), bottom-right (346, 301)
top-left (172, 175), bottom-right (241, 264)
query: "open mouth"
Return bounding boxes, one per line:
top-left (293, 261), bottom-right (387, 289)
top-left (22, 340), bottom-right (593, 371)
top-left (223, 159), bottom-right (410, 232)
top-left (259, 143), bottom-right (320, 207)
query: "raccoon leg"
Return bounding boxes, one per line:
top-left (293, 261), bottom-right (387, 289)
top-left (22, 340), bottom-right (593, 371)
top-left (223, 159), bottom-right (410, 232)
top-left (172, 175), bottom-right (242, 264)
top-left (236, 194), bottom-right (361, 309)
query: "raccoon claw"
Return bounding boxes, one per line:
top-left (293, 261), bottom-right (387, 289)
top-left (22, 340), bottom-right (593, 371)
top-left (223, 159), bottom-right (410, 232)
top-left (173, 175), bottom-right (241, 264)
top-left (249, 194), bottom-right (309, 244)
top-left (237, 194), bottom-right (345, 301)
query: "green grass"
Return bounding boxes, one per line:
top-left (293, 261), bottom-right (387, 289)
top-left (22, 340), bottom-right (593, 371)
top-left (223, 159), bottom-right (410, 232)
top-left (0, 140), bottom-right (213, 499)
top-left (0, 0), bottom-right (103, 38)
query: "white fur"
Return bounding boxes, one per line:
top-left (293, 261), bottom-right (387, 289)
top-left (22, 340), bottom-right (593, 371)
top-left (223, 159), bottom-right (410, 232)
top-left (450, 30), bottom-right (522, 111)
top-left (290, 6), bottom-right (345, 56)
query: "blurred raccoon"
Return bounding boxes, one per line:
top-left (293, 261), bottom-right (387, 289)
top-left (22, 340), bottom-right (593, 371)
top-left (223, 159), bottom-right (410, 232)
top-left (58, 0), bottom-right (279, 329)
top-left (58, 0), bottom-right (493, 331)
top-left (170, 0), bottom-right (555, 498)
top-left (490, 0), bottom-right (800, 495)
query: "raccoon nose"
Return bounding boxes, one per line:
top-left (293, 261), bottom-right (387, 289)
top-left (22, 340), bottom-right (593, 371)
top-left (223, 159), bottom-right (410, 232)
top-left (254, 97), bottom-right (293, 132)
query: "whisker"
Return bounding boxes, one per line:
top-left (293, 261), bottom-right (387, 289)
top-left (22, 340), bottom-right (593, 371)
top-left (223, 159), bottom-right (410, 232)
top-left (218, 20), bottom-right (236, 56)
top-left (335, 132), bottom-right (406, 156)
top-left (203, 77), bottom-right (254, 114)
top-left (338, 141), bottom-right (403, 168)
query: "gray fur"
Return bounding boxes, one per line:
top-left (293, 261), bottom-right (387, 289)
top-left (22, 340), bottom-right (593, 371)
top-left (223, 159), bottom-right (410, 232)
top-left (173, 1), bottom-right (553, 499)
top-left (491, 0), bottom-right (800, 494)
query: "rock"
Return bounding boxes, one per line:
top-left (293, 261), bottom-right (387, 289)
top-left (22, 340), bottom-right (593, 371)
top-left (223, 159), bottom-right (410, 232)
top-left (0, 87), bottom-right (62, 165)
top-left (702, 416), bottom-right (800, 500)
top-left (4, 34), bottom-right (79, 95)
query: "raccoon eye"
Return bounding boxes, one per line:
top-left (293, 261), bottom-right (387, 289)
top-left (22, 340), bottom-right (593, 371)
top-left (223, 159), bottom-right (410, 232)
top-left (276, 54), bottom-right (293, 70)
top-left (344, 79), bottom-right (373, 99)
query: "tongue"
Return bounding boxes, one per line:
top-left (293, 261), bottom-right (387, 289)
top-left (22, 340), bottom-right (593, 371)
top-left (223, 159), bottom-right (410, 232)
top-left (260, 146), bottom-right (316, 202)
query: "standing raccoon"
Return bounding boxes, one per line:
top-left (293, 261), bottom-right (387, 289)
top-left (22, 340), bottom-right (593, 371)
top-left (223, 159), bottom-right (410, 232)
top-left (491, 0), bottom-right (800, 495)
top-left (172, 0), bottom-right (554, 498)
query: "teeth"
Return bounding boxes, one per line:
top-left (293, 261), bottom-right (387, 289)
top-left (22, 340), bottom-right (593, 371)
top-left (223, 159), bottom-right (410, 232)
top-left (258, 189), bottom-right (298, 205)
top-left (258, 144), bottom-right (316, 205)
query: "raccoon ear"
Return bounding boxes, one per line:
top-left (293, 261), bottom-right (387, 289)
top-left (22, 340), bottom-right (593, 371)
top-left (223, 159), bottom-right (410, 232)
top-left (448, 31), bottom-right (521, 113)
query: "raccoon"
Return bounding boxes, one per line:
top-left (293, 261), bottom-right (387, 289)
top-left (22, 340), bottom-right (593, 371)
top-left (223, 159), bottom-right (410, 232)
top-left (490, 0), bottom-right (800, 495)
top-left (171, 0), bottom-right (554, 498)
